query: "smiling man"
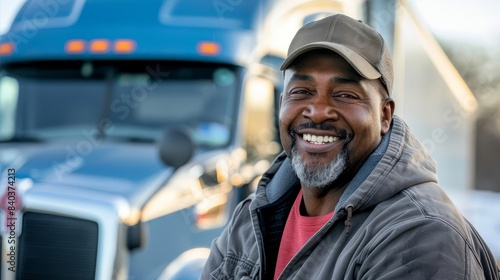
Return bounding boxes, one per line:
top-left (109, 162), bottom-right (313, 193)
top-left (202, 14), bottom-right (499, 279)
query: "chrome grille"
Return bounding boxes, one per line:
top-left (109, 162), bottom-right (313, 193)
top-left (17, 212), bottom-right (99, 279)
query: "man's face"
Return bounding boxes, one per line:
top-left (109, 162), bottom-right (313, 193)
top-left (280, 51), bottom-right (393, 188)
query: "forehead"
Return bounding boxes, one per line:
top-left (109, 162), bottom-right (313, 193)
top-left (284, 50), bottom-right (361, 81)
top-left (282, 50), bottom-right (390, 98)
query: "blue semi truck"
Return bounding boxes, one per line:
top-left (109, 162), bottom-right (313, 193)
top-left (0, 0), bottom-right (284, 278)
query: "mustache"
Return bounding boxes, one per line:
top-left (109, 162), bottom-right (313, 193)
top-left (289, 122), bottom-right (350, 140)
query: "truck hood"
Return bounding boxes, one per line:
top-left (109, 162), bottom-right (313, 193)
top-left (0, 141), bottom-right (174, 200)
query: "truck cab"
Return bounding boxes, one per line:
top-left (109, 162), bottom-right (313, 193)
top-left (0, 0), bottom-right (283, 278)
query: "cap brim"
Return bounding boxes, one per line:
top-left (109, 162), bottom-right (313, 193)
top-left (280, 42), bottom-right (381, 80)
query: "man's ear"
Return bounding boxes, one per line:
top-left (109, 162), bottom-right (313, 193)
top-left (381, 97), bottom-right (395, 135)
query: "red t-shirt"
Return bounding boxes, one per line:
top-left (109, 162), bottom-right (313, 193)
top-left (273, 190), bottom-right (334, 279)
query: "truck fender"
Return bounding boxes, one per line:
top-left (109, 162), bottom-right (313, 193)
top-left (157, 248), bottom-right (211, 280)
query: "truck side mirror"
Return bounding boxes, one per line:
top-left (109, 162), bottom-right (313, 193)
top-left (158, 126), bottom-right (195, 169)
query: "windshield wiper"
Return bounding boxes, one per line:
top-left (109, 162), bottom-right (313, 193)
top-left (0, 135), bottom-right (44, 143)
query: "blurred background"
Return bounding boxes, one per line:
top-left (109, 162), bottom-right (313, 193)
top-left (0, 0), bottom-right (499, 278)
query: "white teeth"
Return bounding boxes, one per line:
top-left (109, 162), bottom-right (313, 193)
top-left (302, 134), bottom-right (340, 144)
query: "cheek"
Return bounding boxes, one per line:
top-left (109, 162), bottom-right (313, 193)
top-left (278, 103), bottom-right (298, 153)
top-left (278, 101), bottom-right (295, 130)
top-left (346, 108), bottom-right (381, 144)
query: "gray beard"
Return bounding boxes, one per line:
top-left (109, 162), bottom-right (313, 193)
top-left (290, 146), bottom-right (348, 188)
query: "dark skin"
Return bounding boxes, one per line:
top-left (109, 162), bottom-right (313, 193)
top-left (280, 50), bottom-right (395, 216)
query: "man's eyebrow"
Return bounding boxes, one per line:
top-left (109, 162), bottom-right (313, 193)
top-left (330, 76), bottom-right (360, 84)
top-left (288, 73), bottom-right (361, 84)
top-left (289, 73), bottom-right (314, 83)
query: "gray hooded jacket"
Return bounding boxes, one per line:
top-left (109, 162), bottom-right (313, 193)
top-left (202, 116), bottom-right (500, 279)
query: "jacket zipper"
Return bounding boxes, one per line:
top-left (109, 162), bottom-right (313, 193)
top-left (344, 204), bottom-right (354, 234)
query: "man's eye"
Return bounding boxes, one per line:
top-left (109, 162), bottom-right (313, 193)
top-left (335, 93), bottom-right (357, 99)
top-left (290, 90), bottom-right (310, 95)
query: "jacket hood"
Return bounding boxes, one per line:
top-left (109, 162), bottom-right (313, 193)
top-left (255, 115), bottom-right (438, 212)
top-left (340, 115), bottom-right (438, 212)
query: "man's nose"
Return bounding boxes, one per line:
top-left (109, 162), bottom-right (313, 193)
top-left (302, 95), bottom-right (339, 124)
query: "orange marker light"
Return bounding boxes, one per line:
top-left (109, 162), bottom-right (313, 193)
top-left (0, 42), bottom-right (15, 56)
top-left (65, 39), bottom-right (85, 54)
top-left (197, 41), bottom-right (220, 56)
top-left (90, 39), bottom-right (110, 53)
top-left (114, 39), bottom-right (136, 54)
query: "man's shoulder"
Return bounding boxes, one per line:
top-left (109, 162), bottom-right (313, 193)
top-left (367, 182), bottom-right (468, 236)
top-left (361, 184), bottom-right (499, 278)
top-left (401, 183), bottom-right (464, 223)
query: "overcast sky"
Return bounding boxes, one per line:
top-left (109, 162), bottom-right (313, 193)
top-left (410, 0), bottom-right (500, 45)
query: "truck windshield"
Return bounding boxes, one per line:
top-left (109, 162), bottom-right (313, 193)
top-left (0, 61), bottom-right (239, 148)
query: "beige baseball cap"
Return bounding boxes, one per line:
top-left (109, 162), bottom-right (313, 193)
top-left (280, 14), bottom-right (394, 95)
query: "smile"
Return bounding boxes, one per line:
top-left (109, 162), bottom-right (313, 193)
top-left (302, 134), bottom-right (340, 145)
